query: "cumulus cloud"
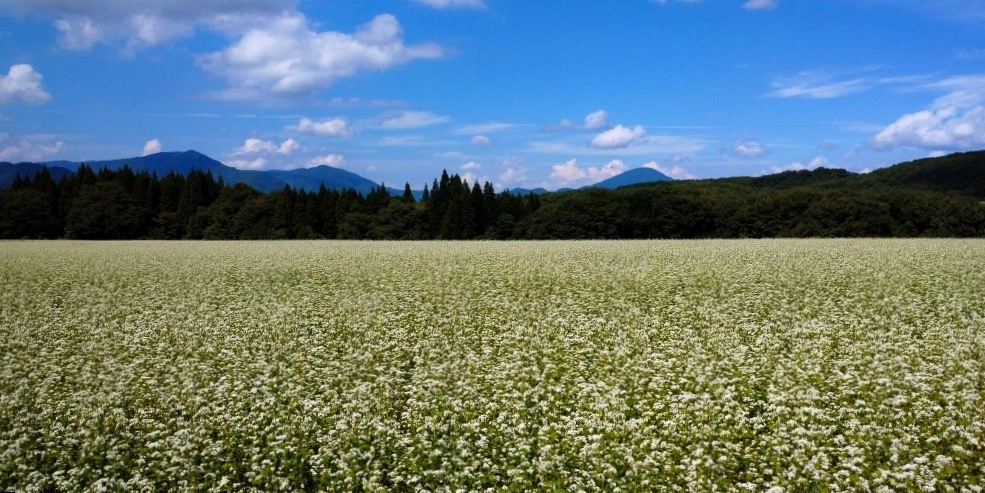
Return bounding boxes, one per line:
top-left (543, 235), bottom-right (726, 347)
top-left (590, 124), bottom-right (647, 149)
top-left (766, 156), bottom-right (829, 174)
top-left (412, 0), bottom-right (485, 9)
top-left (498, 157), bottom-right (527, 186)
top-left (142, 138), bottom-right (162, 156)
top-left (470, 135), bottom-right (492, 146)
top-left (589, 159), bottom-right (627, 180)
top-left (376, 110), bottom-right (450, 129)
top-left (308, 153), bottom-right (346, 167)
top-left (734, 139), bottom-right (765, 158)
top-left (235, 137), bottom-right (300, 156)
top-left (872, 75), bottom-right (985, 151)
top-left (461, 161), bottom-right (482, 171)
top-left (199, 13), bottom-right (444, 100)
top-left (0, 133), bottom-right (64, 161)
top-left (871, 106), bottom-right (985, 150)
top-left (227, 157), bottom-right (267, 170)
top-left (295, 117), bottom-right (352, 137)
top-left (550, 159), bottom-right (586, 183)
top-left (0, 64), bottom-right (51, 105)
top-left (584, 110), bottom-right (609, 130)
top-left (643, 161), bottom-right (696, 180)
top-left (237, 138), bottom-right (277, 154)
top-left (743, 0), bottom-right (777, 9)
top-left (550, 159), bottom-right (629, 184)
top-left (278, 138), bottom-right (300, 155)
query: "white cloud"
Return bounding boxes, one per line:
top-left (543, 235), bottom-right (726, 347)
top-left (456, 122), bottom-right (516, 135)
top-left (498, 157), bottom-right (527, 186)
top-left (0, 64), bottom-right (51, 105)
top-left (927, 75), bottom-right (985, 108)
top-left (590, 124), bottom-right (647, 149)
top-left (461, 161), bottom-right (482, 171)
top-left (550, 159), bottom-right (586, 183)
top-left (412, 0), bottom-right (486, 9)
top-left (766, 156), bottom-right (829, 174)
top-left (199, 13), bottom-right (444, 99)
top-left (376, 110), bottom-right (450, 129)
top-left (743, 0), bottom-right (777, 9)
top-left (550, 159), bottom-right (628, 184)
top-left (54, 17), bottom-right (104, 49)
top-left (768, 71), bottom-right (870, 99)
top-left (734, 139), bottom-right (765, 158)
top-left (142, 138), bottom-right (162, 156)
top-left (588, 159), bottom-right (627, 180)
top-left (643, 161), bottom-right (697, 180)
top-left (871, 106), bottom-right (985, 150)
top-left (461, 171), bottom-right (490, 187)
top-left (278, 138), bottom-right (300, 155)
top-left (470, 135), bottom-right (492, 146)
top-left (308, 153), bottom-right (346, 168)
top-left (872, 74), bottom-right (985, 151)
top-left (237, 138), bottom-right (277, 154)
top-left (543, 118), bottom-right (573, 132)
top-left (584, 110), bottom-right (609, 130)
top-left (235, 137), bottom-right (300, 156)
top-left (1, 0), bottom-right (293, 50)
top-left (0, 133), bottom-right (64, 161)
top-left (295, 117), bottom-right (352, 137)
top-left (228, 157), bottom-right (267, 170)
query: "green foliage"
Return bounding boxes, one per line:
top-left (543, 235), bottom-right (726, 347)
top-left (1, 151), bottom-right (984, 239)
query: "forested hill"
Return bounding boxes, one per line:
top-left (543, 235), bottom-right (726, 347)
top-left (0, 151), bottom-right (983, 239)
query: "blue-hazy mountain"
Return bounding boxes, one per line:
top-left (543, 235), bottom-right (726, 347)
top-left (505, 167), bottom-right (674, 195)
top-left (4, 151), bottom-right (673, 196)
top-left (0, 162), bottom-right (75, 188)
top-left (587, 167), bottom-right (673, 189)
top-left (6, 150), bottom-right (389, 195)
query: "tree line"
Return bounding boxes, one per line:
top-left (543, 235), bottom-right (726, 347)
top-left (0, 165), bottom-right (539, 240)
top-left (1, 164), bottom-right (983, 239)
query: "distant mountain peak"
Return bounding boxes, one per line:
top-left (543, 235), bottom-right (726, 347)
top-left (587, 167), bottom-right (672, 189)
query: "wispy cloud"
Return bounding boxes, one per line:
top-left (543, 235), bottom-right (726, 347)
top-left (293, 117), bottom-right (352, 137)
top-left (412, 0), bottom-right (486, 10)
top-left (743, 0), bottom-right (777, 10)
top-left (733, 139), bottom-right (765, 158)
top-left (768, 71), bottom-right (870, 99)
top-left (455, 122), bottom-right (519, 135)
top-left (375, 111), bottom-right (451, 130)
top-left (0, 132), bottom-right (64, 161)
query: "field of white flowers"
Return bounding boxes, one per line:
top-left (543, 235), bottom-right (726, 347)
top-left (1, 240), bottom-right (983, 492)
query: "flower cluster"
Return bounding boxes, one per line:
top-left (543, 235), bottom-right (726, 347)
top-left (1, 239), bottom-right (982, 491)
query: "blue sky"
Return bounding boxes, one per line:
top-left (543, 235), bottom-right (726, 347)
top-left (1, 0), bottom-right (984, 190)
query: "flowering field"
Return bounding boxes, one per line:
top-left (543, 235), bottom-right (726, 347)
top-left (1, 240), bottom-right (983, 492)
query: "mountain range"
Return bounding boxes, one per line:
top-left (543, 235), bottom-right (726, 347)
top-left (0, 150), bottom-right (673, 195)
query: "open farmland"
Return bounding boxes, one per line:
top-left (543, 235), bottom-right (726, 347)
top-left (1, 240), bottom-right (983, 492)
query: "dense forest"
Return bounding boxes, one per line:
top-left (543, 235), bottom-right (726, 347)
top-left (1, 151), bottom-right (984, 239)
